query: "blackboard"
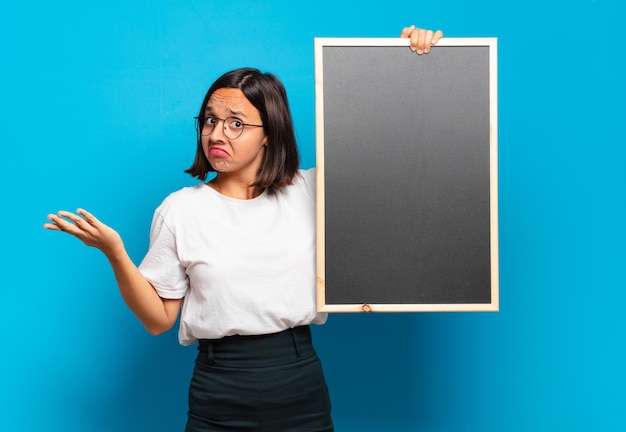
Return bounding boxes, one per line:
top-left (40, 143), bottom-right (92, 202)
top-left (314, 38), bottom-right (498, 312)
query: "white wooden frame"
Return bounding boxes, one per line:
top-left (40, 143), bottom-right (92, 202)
top-left (315, 38), bottom-right (499, 312)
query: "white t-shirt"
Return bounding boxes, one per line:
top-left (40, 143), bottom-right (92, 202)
top-left (138, 168), bottom-right (327, 345)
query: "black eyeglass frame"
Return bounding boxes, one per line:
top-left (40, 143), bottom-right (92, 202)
top-left (194, 115), bottom-right (264, 140)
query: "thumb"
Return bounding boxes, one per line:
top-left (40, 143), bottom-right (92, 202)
top-left (400, 25), bottom-right (416, 38)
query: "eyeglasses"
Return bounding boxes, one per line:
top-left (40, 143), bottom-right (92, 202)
top-left (195, 115), bottom-right (263, 140)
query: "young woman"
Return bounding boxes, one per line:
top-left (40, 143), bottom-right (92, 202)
top-left (44, 26), bottom-right (442, 432)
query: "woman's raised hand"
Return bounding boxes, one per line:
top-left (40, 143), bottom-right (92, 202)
top-left (400, 25), bottom-right (443, 55)
top-left (44, 208), bottom-right (124, 259)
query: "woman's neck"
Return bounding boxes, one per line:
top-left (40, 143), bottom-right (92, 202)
top-left (208, 175), bottom-right (261, 200)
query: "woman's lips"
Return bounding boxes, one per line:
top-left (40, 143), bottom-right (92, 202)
top-left (208, 146), bottom-right (229, 157)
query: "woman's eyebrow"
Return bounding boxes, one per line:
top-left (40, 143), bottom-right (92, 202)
top-left (204, 106), bottom-right (248, 118)
top-left (228, 108), bottom-right (247, 118)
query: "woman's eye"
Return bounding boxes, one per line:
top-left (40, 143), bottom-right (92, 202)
top-left (231, 119), bottom-right (244, 129)
top-left (206, 116), bottom-right (217, 125)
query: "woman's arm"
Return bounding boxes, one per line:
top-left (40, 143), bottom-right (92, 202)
top-left (44, 208), bottom-right (181, 335)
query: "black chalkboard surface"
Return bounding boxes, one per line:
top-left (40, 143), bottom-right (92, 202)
top-left (314, 38), bottom-right (498, 312)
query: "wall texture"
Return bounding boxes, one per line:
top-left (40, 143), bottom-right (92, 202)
top-left (1, 1), bottom-right (624, 431)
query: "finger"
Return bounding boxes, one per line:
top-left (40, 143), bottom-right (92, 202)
top-left (422, 30), bottom-right (435, 53)
top-left (56, 210), bottom-right (83, 225)
top-left (44, 213), bottom-right (78, 235)
top-left (400, 25), bottom-right (416, 38)
top-left (53, 211), bottom-right (94, 235)
top-left (432, 29), bottom-right (443, 45)
top-left (409, 30), bottom-right (419, 52)
top-left (43, 220), bottom-right (61, 231)
top-left (44, 212), bottom-right (64, 227)
top-left (417, 30), bottom-right (427, 54)
top-left (76, 208), bottom-right (98, 226)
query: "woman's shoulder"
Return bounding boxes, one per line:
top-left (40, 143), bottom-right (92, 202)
top-left (292, 167), bottom-right (315, 190)
top-left (164, 183), bottom-right (206, 200)
top-left (155, 184), bottom-right (207, 213)
top-left (280, 167), bottom-right (315, 201)
top-left (297, 167), bottom-right (316, 183)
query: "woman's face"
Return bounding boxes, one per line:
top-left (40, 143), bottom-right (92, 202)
top-left (201, 88), bottom-right (267, 178)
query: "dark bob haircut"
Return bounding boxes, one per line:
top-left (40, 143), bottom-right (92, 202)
top-left (185, 68), bottom-right (300, 195)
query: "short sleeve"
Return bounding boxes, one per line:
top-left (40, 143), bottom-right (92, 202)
top-left (138, 210), bottom-right (188, 299)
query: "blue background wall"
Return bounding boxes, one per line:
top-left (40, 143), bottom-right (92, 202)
top-left (1, 1), bottom-right (624, 431)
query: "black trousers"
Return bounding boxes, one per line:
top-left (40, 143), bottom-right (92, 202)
top-left (185, 326), bottom-right (334, 432)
